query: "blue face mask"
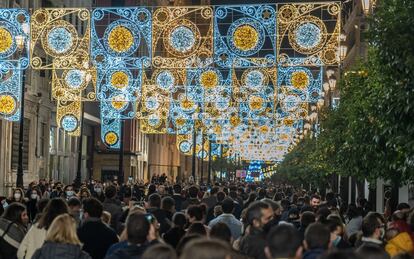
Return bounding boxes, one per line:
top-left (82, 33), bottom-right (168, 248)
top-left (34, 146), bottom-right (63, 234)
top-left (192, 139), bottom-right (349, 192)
top-left (333, 236), bottom-right (341, 247)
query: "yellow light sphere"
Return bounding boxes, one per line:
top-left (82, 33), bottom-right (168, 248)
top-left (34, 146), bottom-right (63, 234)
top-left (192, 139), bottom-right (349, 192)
top-left (0, 95), bottom-right (16, 115)
top-left (111, 71), bottom-right (129, 89)
top-left (290, 71), bottom-right (309, 89)
top-left (200, 71), bottom-right (218, 89)
top-left (230, 115), bottom-right (241, 127)
top-left (108, 26), bottom-right (134, 53)
top-left (249, 96), bottom-right (264, 110)
top-left (259, 125), bottom-right (269, 133)
top-left (181, 99), bottom-right (194, 110)
top-left (175, 117), bottom-right (186, 126)
top-left (233, 25), bottom-right (259, 51)
top-left (105, 132), bottom-right (118, 145)
top-left (0, 27), bottom-right (13, 53)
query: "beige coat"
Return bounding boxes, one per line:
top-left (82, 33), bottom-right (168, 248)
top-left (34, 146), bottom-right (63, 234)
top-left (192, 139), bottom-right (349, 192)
top-left (17, 223), bottom-right (47, 259)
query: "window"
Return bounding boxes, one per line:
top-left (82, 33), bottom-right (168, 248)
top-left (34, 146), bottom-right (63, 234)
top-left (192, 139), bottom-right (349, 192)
top-left (38, 122), bottom-right (47, 157)
top-left (49, 126), bottom-right (56, 153)
top-left (11, 119), bottom-right (30, 170)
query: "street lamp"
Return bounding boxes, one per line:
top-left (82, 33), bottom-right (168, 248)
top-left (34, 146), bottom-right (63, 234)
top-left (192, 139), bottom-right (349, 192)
top-left (339, 45), bottom-right (348, 61)
top-left (323, 82), bottom-right (330, 92)
top-left (329, 78), bottom-right (337, 90)
top-left (361, 0), bottom-right (371, 15)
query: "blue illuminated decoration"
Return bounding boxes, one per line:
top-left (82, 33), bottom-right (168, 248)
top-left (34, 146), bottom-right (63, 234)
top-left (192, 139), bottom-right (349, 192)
top-left (245, 70), bottom-right (265, 89)
top-left (64, 69), bottom-right (85, 89)
top-left (101, 117), bottom-right (121, 148)
top-left (61, 114), bottom-right (78, 132)
top-left (169, 26), bottom-right (196, 53)
top-left (47, 27), bottom-right (74, 54)
top-left (214, 5), bottom-right (276, 68)
top-left (156, 70), bottom-right (175, 91)
top-left (0, 62), bottom-right (22, 121)
top-left (295, 23), bottom-right (322, 50)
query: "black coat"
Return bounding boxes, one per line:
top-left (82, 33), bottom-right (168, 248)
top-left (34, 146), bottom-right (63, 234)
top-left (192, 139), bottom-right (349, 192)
top-left (77, 219), bottom-right (119, 259)
top-left (32, 242), bottom-right (91, 259)
top-left (239, 228), bottom-right (267, 259)
top-left (104, 243), bottom-right (150, 259)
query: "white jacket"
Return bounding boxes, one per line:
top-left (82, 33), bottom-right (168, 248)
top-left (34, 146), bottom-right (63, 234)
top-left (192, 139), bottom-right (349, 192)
top-left (17, 223), bottom-right (47, 259)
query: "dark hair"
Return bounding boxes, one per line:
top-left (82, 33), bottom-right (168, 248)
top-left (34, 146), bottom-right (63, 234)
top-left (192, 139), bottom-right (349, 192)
top-left (187, 205), bottom-right (203, 221)
top-left (188, 186), bottom-right (199, 198)
top-left (104, 185), bottom-right (117, 199)
top-left (216, 191), bottom-right (226, 202)
top-left (2, 203), bottom-right (26, 225)
top-left (311, 194), bottom-right (321, 201)
top-left (301, 211), bottom-right (316, 228)
top-left (148, 193), bottom-right (161, 208)
top-left (266, 224), bottom-right (302, 258)
top-left (161, 197), bottom-right (175, 211)
top-left (187, 222), bottom-right (206, 236)
top-left (246, 201), bottom-right (270, 225)
top-left (142, 243), bottom-right (177, 259)
top-left (304, 222), bottom-right (331, 249)
top-left (176, 234), bottom-right (201, 256)
top-left (38, 198), bottom-right (69, 230)
top-left (221, 198), bottom-right (234, 214)
top-left (173, 184), bottom-right (182, 194)
top-left (262, 198), bottom-right (281, 212)
top-left (362, 213), bottom-right (381, 237)
top-left (321, 251), bottom-right (361, 259)
top-left (210, 222), bottom-right (232, 243)
top-left (391, 253), bottom-right (412, 259)
top-left (172, 212), bottom-right (187, 229)
top-left (180, 238), bottom-right (232, 259)
top-left (347, 203), bottom-right (362, 219)
top-left (211, 186), bottom-right (219, 195)
top-left (357, 244), bottom-right (390, 259)
top-left (67, 197), bottom-right (81, 207)
top-left (396, 203), bottom-right (410, 211)
top-left (126, 212), bottom-right (150, 244)
top-left (83, 198), bottom-right (103, 218)
top-left (36, 198), bottom-right (49, 214)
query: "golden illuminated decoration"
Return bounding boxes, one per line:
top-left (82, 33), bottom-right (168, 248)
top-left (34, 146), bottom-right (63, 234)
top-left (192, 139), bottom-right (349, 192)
top-left (110, 71), bottom-right (129, 89)
top-left (111, 95), bottom-right (128, 110)
top-left (30, 8), bottom-right (91, 69)
top-left (248, 96), bottom-right (264, 111)
top-left (56, 100), bottom-right (82, 136)
top-left (104, 131), bottom-right (118, 146)
top-left (230, 115), bottom-right (241, 127)
top-left (233, 25), bottom-right (259, 51)
top-left (108, 26), bottom-right (134, 53)
top-left (0, 27), bottom-right (13, 53)
top-left (290, 71), bottom-right (309, 89)
top-left (180, 98), bottom-right (195, 110)
top-left (200, 70), bottom-right (218, 89)
top-left (0, 95), bottom-right (16, 115)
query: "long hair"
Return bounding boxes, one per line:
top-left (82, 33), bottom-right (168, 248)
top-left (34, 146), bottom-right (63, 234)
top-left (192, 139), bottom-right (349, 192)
top-left (38, 198), bottom-right (69, 230)
top-left (45, 214), bottom-right (81, 245)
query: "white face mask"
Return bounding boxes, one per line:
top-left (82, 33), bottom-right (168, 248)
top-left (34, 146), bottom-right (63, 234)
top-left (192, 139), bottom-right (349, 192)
top-left (31, 194), bottom-right (38, 200)
top-left (94, 188), bottom-right (102, 193)
top-left (66, 190), bottom-right (74, 197)
top-left (14, 193), bottom-right (21, 200)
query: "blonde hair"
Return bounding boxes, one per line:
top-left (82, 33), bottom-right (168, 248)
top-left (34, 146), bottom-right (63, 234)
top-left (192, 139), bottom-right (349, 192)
top-left (46, 213), bottom-right (81, 245)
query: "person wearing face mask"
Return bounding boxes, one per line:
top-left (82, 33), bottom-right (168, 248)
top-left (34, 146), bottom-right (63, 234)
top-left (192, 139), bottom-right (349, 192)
top-left (93, 184), bottom-right (105, 202)
top-left (63, 185), bottom-right (75, 200)
top-left (50, 183), bottom-right (64, 198)
top-left (26, 187), bottom-right (41, 223)
top-left (7, 188), bottom-right (26, 206)
top-left (238, 201), bottom-right (274, 259)
top-left (325, 216), bottom-right (351, 250)
top-left (355, 212), bottom-right (386, 249)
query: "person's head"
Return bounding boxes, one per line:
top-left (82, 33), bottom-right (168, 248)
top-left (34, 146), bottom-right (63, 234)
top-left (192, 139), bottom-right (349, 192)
top-left (187, 205), bottom-right (203, 223)
top-left (211, 186), bottom-right (220, 196)
top-left (180, 238), bottom-right (232, 259)
top-left (176, 234), bottom-right (201, 256)
top-left (304, 222), bottom-right (331, 250)
top-left (79, 188), bottom-right (91, 200)
top-left (385, 228), bottom-right (399, 241)
top-left (216, 191), bottom-right (226, 203)
top-left (1, 203), bottom-right (28, 226)
top-left (161, 196), bottom-right (175, 212)
top-left (37, 198), bottom-right (50, 214)
top-left (45, 214), bottom-right (81, 245)
top-left (262, 198), bottom-right (282, 216)
top-left (30, 187), bottom-right (41, 200)
top-left (188, 186), bottom-right (199, 199)
top-left (12, 188), bottom-right (24, 201)
top-left (396, 203), bottom-right (410, 213)
top-left (361, 212), bottom-right (384, 239)
top-left (67, 197), bottom-right (81, 214)
top-left (356, 244), bottom-right (390, 259)
top-left (210, 222), bottom-right (232, 243)
top-left (300, 211), bottom-right (316, 228)
top-left (38, 198), bottom-right (69, 230)
top-left (104, 185), bottom-right (117, 199)
top-left (141, 243), bottom-right (177, 259)
top-left (82, 198), bottom-right (103, 219)
top-left (173, 184), bottom-right (182, 194)
top-left (148, 193), bottom-right (161, 208)
top-left (126, 212), bottom-right (151, 244)
top-left (246, 201), bottom-right (273, 230)
top-left (324, 217), bottom-right (344, 246)
top-left (347, 203), bottom-right (362, 219)
top-left (172, 212), bottom-right (187, 229)
top-left (63, 185), bottom-right (74, 197)
top-left (310, 194), bottom-right (321, 209)
top-left (187, 222), bottom-right (207, 236)
top-left (214, 205), bottom-right (223, 217)
top-left (221, 198), bottom-right (234, 214)
top-left (265, 224), bottom-right (303, 259)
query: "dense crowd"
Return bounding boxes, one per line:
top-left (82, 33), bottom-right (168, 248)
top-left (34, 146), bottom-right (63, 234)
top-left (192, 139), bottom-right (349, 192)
top-left (0, 178), bottom-right (413, 259)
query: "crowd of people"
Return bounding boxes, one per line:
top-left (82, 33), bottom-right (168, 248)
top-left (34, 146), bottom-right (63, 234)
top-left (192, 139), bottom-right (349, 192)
top-left (0, 178), bottom-right (413, 259)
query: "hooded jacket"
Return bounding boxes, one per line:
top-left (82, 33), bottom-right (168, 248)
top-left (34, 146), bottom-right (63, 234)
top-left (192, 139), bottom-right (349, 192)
top-left (385, 232), bottom-right (414, 257)
top-left (31, 241), bottom-right (91, 259)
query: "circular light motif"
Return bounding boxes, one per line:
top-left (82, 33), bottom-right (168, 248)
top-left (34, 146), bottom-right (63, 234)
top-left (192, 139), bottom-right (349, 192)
top-left (0, 95), bottom-right (16, 115)
top-left (47, 27), bottom-right (73, 54)
top-left (111, 71), bottom-right (129, 89)
top-left (145, 96), bottom-right (159, 111)
top-left (65, 70), bottom-right (85, 89)
top-left (148, 114), bottom-right (160, 127)
top-left (246, 70), bottom-right (264, 89)
top-left (108, 26), bottom-right (134, 53)
top-left (111, 95), bottom-right (128, 111)
top-left (156, 71), bottom-right (175, 90)
top-left (0, 27), bottom-right (13, 54)
top-left (200, 70), bottom-right (219, 89)
top-left (259, 125), bottom-right (269, 133)
top-left (180, 98), bottom-right (195, 110)
top-left (61, 114), bottom-right (78, 132)
top-left (295, 23), bottom-right (321, 49)
top-left (233, 25), bottom-right (259, 51)
top-left (175, 117), bottom-right (186, 127)
top-left (169, 26), bottom-right (195, 53)
top-left (230, 116), bottom-right (241, 127)
top-left (290, 71), bottom-right (310, 89)
top-left (179, 141), bottom-right (191, 153)
top-left (104, 131), bottom-right (119, 146)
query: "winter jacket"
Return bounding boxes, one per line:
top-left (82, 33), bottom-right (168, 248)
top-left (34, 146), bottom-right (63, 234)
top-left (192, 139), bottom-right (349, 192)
top-left (239, 228), bottom-right (267, 259)
top-left (31, 241), bottom-right (91, 259)
top-left (104, 243), bottom-right (150, 259)
top-left (0, 218), bottom-right (27, 259)
top-left (17, 223), bottom-right (47, 259)
top-left (303, 248), bottom-right (326, 259)
top-left (102, 198), bottom-right (123, 232)
top-left (385, 232), bottom-right (414, 257)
